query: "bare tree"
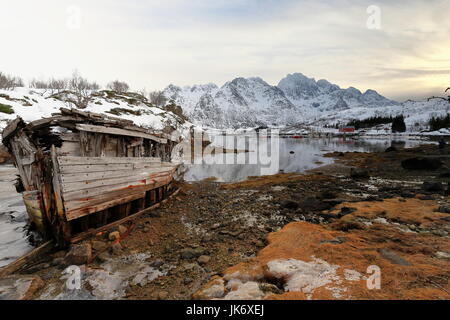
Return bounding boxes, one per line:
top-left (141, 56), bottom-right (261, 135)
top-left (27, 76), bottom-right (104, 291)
top-left (49, 78), bottom-right (69, 94)
top-left (0, 72), bottom-right (24, 90)
top-left (107, 80), bottom-right (129, 93)
top-left (29, 77), bottom-right (69, 95)
top-left (149, 90), bottom-right (167, 107)
top-left (68, 71), bottom-right (99, 108)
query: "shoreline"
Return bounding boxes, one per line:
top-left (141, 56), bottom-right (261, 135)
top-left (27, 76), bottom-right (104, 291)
top-left (1, 143), bottom-right (449, 300)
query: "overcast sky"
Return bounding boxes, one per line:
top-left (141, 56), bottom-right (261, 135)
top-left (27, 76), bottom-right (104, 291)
top-left (0, 0), bottom-right (449, 101)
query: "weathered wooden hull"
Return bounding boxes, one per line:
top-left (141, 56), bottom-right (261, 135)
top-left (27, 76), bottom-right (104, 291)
top-left (1, 108), bottom-right (182, 246)
top-left (25, 153), bottom-right (179, 243)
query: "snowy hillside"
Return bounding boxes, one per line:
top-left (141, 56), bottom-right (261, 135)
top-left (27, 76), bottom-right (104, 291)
top-left (0, 88), bottom-right (193, 141)
top-left (163, 72), bottom-right (447, 130)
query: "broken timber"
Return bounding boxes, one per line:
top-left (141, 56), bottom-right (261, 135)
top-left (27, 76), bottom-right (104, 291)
top-left (2, 108), bottom-right (182, 246)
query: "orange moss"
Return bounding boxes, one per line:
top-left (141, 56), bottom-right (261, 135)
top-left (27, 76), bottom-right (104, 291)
top-left (220, 173), bottom-right (330, 190)
top-left (330, 197), bottom-right (448, 226)
top-left (197, 200), bottom-right (450, 300)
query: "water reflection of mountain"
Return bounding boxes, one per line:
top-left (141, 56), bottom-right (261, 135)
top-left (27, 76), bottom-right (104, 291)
top-left (185, 138), bottom-right (426, 182)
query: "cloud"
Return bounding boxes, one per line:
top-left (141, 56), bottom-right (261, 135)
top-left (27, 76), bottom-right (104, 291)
top-left (0, 0), bottom-right (448, 100)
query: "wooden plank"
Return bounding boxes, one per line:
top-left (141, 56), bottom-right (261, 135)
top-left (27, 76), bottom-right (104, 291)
top-left (60, 163), bottom-right (175, 183)
top-left (58, 156), bottom-right (161, 165)
top-left (62, 174), bottom-right (172, 202)
top-left (70, 188), bottom-right (181, 243)
top-left (60, 133), bottom-right (80, 142)
top-left (57, 141), bottom-right (81, 156)
top-left (0, 240), bottom-right (54, 277)
top-left (51, 145), bottom-right (71, 243)
top-left (60, 163), bottom-right (135, 174)
top-left (76, 123), bottom-right (167, 144)
top-left (63, 176), bottom-right (172, 215)
top-left (79, 131), bottom-right (90, 157)
top-left (65, 191), bottom-right (146, 220)
top-left (1, 117), bottom-right (23, 141)
top-left (59, 162), bottom-right (172, 174)
top-left (61, 168), bottom-right (176, 192)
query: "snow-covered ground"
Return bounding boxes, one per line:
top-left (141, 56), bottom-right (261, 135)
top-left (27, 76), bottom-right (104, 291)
top-left (0, 87), bottom-right (195, 142)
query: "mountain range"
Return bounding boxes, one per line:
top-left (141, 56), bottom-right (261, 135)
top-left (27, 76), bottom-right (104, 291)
top-left (163, 73), bottom-right (447, 129)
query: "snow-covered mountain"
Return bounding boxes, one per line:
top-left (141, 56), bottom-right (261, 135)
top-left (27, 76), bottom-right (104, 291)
top-left (164, 77), bottom-right (303, 128)
top-left (163, 73), bottom-right (446, 129)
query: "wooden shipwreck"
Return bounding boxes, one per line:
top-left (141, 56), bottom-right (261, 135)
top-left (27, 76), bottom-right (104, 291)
top-left (2, 108), bottom-right (181, 246)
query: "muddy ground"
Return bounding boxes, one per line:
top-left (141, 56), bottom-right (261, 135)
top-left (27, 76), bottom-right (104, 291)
top-left (2, 143), bottom-right (450, 300)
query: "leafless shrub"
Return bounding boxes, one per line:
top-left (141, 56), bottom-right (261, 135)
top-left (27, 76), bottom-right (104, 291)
top-left (0, 72), bottom-right (24, 90)
top-left (68, 71), bottom-right (100, 108)
top-left (149, 90), bottom-right (167, 107)
top-left (29, 78), bottom-right (70, 95)
top-left (107, 80), bottom-right (130, 93)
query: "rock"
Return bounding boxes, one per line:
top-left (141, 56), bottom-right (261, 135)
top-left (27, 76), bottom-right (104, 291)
top-left (181, 247), bottom-right (205, 260)
top-left (108, 231), bottom-right (120, 241)
top-left (91, 240), bottom-right (107, 251)
top-left (254, 240), bottom-right (265, 247)
top-left (422, 181), bottom-right (444, 192)
top-left (321, 238), bottom-right (344, 245)
top-left (182, 263), bottom-right (198, 271)
top-left (418, 195), bottom-right (435, 200)
top-left (350, 168), bottom-right (370, 179)
top-left (431, 229), bottom-right (448, 237)
top-left (52, 250), bottom-right (67, 259)
top-left (149, 259), bottom-right (164, 268)
top-left (339, 206), bottom-right (356, 217)
top-left (378, 248), bottom-right (412, 266)
top-left (192, 276), bottom-right (225, 300)
top-left (319, 191), bottom-right (337, 199)
top-left (434, 251), bottom-right (450, 260)
top-left (64, 243), bottom-right (92, 265)
top-left (322, 198), bottom-right (345, 206)
top-left (401, 157), bottom-right (442, 170)
top-left (96, 252), bottom-right (111, 263)
top-left (259, 283), bottom-right (283, 295)
top-left (52, 257), bottom-right (65, 266)
top-left (211, 223), bottom-right (221, 230)
top-left (157, 291), bottom-right (169, 300)
top-left (437, 205), bottom-right (450, 214)
top-left (280, 200), bottom-right (299, 210)
top-left (385, 146), bottom-right (397, 152)
top-left (111, 243), bottom-right (123, 255)
top-left (400, 191), bottom-right (415, 198)
top-left (299, 197), bottom-right (331, 211)
top-left (201, 234), bottom-right (213, 243)
top-left (118, 225), bottom-right (127, 235)
top-left (0, 275), bottom-right (44, 300)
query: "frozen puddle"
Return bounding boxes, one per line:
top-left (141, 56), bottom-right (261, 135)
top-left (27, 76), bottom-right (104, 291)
top-left (0, 165), bottom-right (33, 268)
top-left (39, 252), bottom-right (170, 300)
